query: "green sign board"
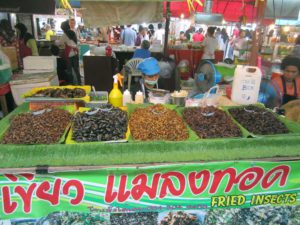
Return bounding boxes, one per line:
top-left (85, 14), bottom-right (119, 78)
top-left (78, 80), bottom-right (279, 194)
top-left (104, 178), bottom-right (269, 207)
top-left (0, 161), bottom-right (299, 224)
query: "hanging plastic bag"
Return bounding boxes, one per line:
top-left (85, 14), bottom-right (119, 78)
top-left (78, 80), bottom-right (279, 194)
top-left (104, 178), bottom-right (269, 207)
top-left (158, 57), bottom-right (175, 79)
top-left (0, 48), bottom-right (11, 65)
top-left (0, 49), bottom-right (12, 84)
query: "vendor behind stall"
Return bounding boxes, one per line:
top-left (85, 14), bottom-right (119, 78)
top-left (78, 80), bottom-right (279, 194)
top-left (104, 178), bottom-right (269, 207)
top-left (56, 21), bottom-right (81, 85)
top-left (273, 56), bottom-right (300, 105)
top-left (15, 23), bottom-right (38, 59)
top-left (0, 19), bottom-right (16, 47)
top-left (136, 57), bottom-right (160, 98)
top-left (45, 24), bottom-right (55, 41)
top-left (291, 35), bottom-right (300, 58)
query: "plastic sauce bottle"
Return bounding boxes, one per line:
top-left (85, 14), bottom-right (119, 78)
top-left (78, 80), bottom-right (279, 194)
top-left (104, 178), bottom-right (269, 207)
top-left (123, 89), bottom-right (132, 106)
top-left (109, 74), bottom-right (123, 107)
top-left (105, 45), bottom-right (112, 57)
top-left (135, 91), bottom-right (144, 104)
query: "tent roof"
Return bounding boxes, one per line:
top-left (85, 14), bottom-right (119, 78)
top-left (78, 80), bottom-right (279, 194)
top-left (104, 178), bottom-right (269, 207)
top-left (165, 0), bottom-right (300, 22)
top-left (73, 0), bottom-right (182, 1)
top-left (265, 0), bottom-right (300, 20)
top-left (165, 0), bottom-right (257, 22)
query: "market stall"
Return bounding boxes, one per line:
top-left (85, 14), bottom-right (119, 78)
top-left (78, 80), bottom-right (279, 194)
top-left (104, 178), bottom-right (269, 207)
top-left (1, 0), bottom-right (300, 224)
top-left (1, 92), bottom-right (300, 220)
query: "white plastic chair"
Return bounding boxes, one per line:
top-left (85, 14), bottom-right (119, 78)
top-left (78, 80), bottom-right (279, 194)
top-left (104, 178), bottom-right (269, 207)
top-left (124, 58), bottom-right (143, 91)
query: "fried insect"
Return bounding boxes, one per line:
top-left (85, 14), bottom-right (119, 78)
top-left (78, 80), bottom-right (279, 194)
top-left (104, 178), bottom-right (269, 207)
top-left (229, 105), bottom-right (289, 135)
top-left (129, 104), bottom-right (188, 141)
top-left (183, 106), bottom-right (242, 138)
top-left (2, 109), bottom-right (71, 144)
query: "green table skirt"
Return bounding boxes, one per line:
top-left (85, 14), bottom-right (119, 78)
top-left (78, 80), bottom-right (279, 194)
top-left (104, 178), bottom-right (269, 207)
top-left (0, 103), bottom-right (299, 168)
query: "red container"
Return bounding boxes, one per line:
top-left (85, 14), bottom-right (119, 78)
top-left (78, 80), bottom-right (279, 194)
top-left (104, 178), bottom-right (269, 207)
top-left (105, 45), bottom-right (112, 57)
top-left (180, 71), bottom-right (190, 80)
top-left (225, 85), bottom-right (232, 99)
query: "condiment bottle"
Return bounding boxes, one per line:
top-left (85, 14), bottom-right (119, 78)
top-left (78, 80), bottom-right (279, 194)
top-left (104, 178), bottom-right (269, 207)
top-left (109, 74), bottom-right (123, 107)
top-left (135, 91), bottom-right (144, 104)
top-left (123, 89), bottom-right (132, 106)
top-left (105, 45), bottom-right (112, 57)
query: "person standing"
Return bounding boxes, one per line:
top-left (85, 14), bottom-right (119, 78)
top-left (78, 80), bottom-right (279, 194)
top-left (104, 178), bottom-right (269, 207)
top-left (57, 21), bottom-right (81, 85)
top-left (148, 24), bottom-right (155, 39)
top-left (233, 30), bottom-right (250, 58)
top-left (0, 19), bottom-right (16, 47)
top-left (122, 25), bottom-right (137, 46)
top-left (77, 23), bottom-right (86, 40)
top-left (69, 18), bottom-right (76, 31)
top-left (15, 23), bottom-right (38, 60)
top-left (232, 24), bottom-right (240, 39)
top-left (135, 25), bottom-right (144, 46)
top-left (215, 27), bottom-right (221, 41)
top-left (291, 35), bottom-right (300, 58)
top-left (142, 27), bottom-right (150, 42)
top-left (201, 27), bottom-right (218, 62)
top-left (226, 24), bottom-right (241, 59)
top-left (184, 25), bottom-right (195, 41)
top-left (179, 31), bottom-right (187, 42)
top-left (69, 18), bottom-right (81, 41)
top-left (153, 23), bottom-right (165, 45)
top-left (192, 28), bottom-right (205, 42)
top-left (50, 44), bottom-right (69, 84)
top-left (219, 28), bottom-right (229, 54)
top-left (45, 24), bottom-right (55, 41)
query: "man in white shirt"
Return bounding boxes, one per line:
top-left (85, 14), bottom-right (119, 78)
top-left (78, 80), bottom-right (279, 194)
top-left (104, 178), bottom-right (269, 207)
top-left (153, 23), bottom-right (165, 45)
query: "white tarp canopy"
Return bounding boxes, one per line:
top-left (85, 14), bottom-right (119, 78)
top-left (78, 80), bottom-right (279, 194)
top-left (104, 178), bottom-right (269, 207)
top-left (265, 0), bottom-right (300, 20)
top-left (80, 1), bottom-right (165, 27)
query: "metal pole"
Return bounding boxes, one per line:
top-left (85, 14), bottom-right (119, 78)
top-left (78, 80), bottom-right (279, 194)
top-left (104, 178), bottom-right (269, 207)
top-left (249, 0), bottom-right (267, 66)
top-left (163, 1), bottom-right (171, 57)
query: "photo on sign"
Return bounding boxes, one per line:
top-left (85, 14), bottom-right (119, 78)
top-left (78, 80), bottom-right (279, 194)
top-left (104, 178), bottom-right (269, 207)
top-left (158, 210), bottom-right (206, 225)
top-left (1, 205), bottom-right (300, 224)
top-left (110, 212), bottom-right (158, 225)
top-left (204, 205), bottom-right (300, 225)
top-left (7, 218), bottom-right (37, 225)
top-left (37, 211), bottom-right (110, 225)
top-left (2, 211), bottom-right (110, 225)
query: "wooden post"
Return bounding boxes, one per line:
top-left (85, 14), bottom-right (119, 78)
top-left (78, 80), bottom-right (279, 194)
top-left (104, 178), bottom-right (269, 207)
top-left (249, 0), bottom-right (267, 66)
top-left (163, 1), bottom-right (171, 57)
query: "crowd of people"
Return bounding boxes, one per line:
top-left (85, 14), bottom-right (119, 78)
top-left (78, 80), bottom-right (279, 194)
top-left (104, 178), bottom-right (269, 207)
top-left (0, 18), bottom-right (82, 86)
top-left (119, 23), bottom-right (165, 47)
top-left (177, 24), bottom-right (253, 61)
top-left (1, 17), bottom-right (300, 106)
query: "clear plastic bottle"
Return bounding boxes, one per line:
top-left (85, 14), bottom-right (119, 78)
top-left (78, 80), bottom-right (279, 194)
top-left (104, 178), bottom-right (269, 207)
top-left (135, 91), bottom-right (144, 104)
top-left (123, 89), bottom-right (132, 106)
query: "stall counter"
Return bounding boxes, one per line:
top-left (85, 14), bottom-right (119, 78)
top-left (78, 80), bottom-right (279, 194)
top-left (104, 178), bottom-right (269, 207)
top-left (0, 103), bottom-right (299, 169)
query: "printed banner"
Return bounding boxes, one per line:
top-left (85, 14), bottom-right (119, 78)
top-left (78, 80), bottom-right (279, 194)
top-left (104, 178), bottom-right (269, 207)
top-left (0, 161), bottom-right (300, 224)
